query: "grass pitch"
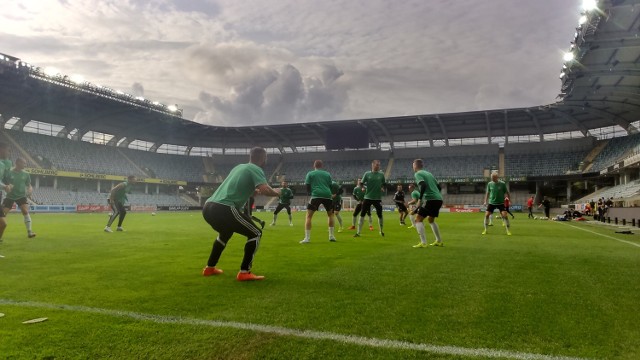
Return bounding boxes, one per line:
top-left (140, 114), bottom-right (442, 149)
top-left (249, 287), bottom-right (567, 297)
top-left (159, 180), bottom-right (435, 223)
top-left (0, 211), bottom-right (639, 359)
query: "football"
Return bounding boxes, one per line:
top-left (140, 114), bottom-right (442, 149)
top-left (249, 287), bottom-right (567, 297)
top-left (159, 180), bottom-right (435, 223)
top-left (151, 212), bottom-right (157, 216)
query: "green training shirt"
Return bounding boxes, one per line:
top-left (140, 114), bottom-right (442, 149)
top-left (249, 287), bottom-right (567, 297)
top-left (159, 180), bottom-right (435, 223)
top-left (362, 171), bottom-right (385, 200)
top-left (486, 180), bottom-right (508, 205)
top-left (411, 190), bottom-right (421, 202)
top-left (331, 181), bottom-right (342, 203)
top-left (113, 181), bottom-right (132, 204)
top-left (208, 163), bottom-right (267, 210)
top-left (305, 169), bottom-right (332, 199)
top-left (414, 170), bottom-right (442, 201)
top-left (0, 159), bottom-right (12, 184)
top-left (278, 187), bottom-right (294, 205)
top-left (353, 187), bottom-right (365, 202)
top-left (7, 169), bottom-right (31, 200)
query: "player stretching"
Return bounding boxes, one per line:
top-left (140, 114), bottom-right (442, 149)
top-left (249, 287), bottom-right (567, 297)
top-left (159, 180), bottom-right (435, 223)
top-left (300, 160), bottom-right (336, 243)
top-left (394, 184), bottom-right (409, 225)
top-left (270, 181), bottom-right (294, 226)
top-left (406, 183), bottom-right (419, 228)
top-left (355, 159), bottom-right (386, 237)
top-left (331, 181), bottom-right (345, 232)
top-left (104, 175), bottom-right (135, 233)
top-left (482, 172), bottom-right (512, 236)
top-left (0, 142), bottom-right (13, 258)
top-left (3, 158), bottom-right (36, 238)
top-left (202, 147), bottom-right (280, 281)
top-left (411, 159), bottom-right (444, 248)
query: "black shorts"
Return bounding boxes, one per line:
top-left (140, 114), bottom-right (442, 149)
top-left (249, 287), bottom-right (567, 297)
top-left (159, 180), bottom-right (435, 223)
top-left (307, 198), bottom-right (334, 212)
top-left (0, 193), bottom-right (4, 217)
top-left (487, 204), bottom-right (506, 213)
top-left (396, 202), bottom-right (408, 212)
top-left (333, 201), bottom-right (342, 212)
top-left (274, 203), bottom-right (291, 215)
top-left (202, 202), bottom-right (261, 240)
top-left (361, 199), bottom-right (382, 217)
top-left (3, 197), bottom-right (28, 209)
top-left (416, 200), bottom-right (443, 218)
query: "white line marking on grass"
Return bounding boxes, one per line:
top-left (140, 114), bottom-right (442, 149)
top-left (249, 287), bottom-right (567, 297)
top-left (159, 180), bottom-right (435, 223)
top-left (0, 298), bottom-right (590, 360)
top-left (562, 223), bottom-right (640, 248)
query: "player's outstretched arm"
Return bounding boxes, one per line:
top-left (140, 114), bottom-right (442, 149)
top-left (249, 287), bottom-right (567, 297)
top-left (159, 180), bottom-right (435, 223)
top-left (257, 183), bottom-right (280, 197)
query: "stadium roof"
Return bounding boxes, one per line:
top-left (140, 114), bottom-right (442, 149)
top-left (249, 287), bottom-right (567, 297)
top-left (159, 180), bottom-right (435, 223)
top-left (0, 0), bottom-right (638, 152)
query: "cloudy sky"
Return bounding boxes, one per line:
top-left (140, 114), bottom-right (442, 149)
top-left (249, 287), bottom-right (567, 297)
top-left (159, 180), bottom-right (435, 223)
top-left (2, 0), bottom-right (583, 126)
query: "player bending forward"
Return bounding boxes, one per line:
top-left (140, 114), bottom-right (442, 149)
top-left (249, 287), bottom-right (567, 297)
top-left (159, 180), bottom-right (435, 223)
top-left (3, 158), bottom-right (36, 238)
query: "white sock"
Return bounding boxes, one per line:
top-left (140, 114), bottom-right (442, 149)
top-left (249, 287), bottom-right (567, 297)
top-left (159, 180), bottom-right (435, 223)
top-left (329, 227), bottom-right (335, 238)
top-left (415, 222), bottom-right (427, 244)
top-left (304, 229), bottom-right (311, 240)
top-left (335, 213), bottom-right (343, 227)
top-left (368, 215), bottom-right (373, 225)
top-left (352, 216), bottom-right (357, 226)
top-left (484, 217), bottom-right (488, 231)
top-left (24, 214), bottom-right (32, 232)
top-left (357, 216), bottom-right (364, 234)
top-left (429, 222), bottom-right (442, 242)
top-left (410, 214), bottom-right (416, 225)
top-left (504, 216), bottom-right (510, 230)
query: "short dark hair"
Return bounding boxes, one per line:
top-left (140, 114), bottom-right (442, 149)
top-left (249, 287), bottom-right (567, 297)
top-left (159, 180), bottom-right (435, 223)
top-left (249, 147), bottom-right (267, 163)
top-left (314, 160), bottom-right (323, 169)
top-left (413, 159), bottom-right (423, 169)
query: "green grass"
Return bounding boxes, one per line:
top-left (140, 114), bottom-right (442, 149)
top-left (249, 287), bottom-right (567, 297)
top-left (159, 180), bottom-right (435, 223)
top-left (0, 211), bottom-right (639, 359)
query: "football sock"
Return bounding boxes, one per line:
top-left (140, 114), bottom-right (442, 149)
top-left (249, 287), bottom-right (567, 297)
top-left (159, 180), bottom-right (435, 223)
top-left (335, 213), bottom-right (343, 227)
top-left (484, 217), bottom-right (488, 231)
top-left (352, 216), bottom-right (357, 226)
top-left (273, 214), bottom-right (278, 223)
top-left (24, 214), bottom-right (32, 232)
top-left (415, 222), bottom-right (427, 244)
top-left (368, 215), bottom-right (373, 226)
top-left (429, 222), bottom-right (442, 242)
top-left (207, 236), bottom-right (229, 267)
top-left (304, 229), bottom-right (311, 240)
top-left (329, 226), bottom-right (335, 238)
top-left (241, 236), bottom-right (260, 271)
top-left (410, 214), bottom-right (416, 225)
top-left (357, 216), bottom-right (364, 234)
top-left (504, 216), bottom-right (510, 230)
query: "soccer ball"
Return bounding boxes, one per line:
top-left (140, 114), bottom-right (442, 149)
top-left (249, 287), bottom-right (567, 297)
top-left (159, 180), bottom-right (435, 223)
top-left (534, 216), bottom-right (538, 219)
top-left (151, 212), bottom-right (157, 216)
top-left (495, 215), bottom-right (500, 219)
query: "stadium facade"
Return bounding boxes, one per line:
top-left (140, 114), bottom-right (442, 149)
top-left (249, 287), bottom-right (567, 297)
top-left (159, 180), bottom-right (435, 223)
top-left (0, 0), bottom-right (638, 211)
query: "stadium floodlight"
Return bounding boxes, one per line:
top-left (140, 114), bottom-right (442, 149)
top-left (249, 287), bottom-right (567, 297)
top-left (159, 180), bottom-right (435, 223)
top-left (167, 105), bottom-right (178, 112)
top-left (563, 52), bottom-right (575, 62)
top-left (579, 15), bottom-right (588, 25)
top-left (43, 67), bottom-right (60, 77)
top-left (115, 90), bottom-right (124, 95)
top-left (559, 71), bottom-right (566, 79)
top-left (582, 0), bottom-right (598, 11)
top-left (135, 96), bottom-right (145, 101)
top-left (152, 101), bottom-right (160, 105)
top-left (70, 74), bottom-right (85, 84)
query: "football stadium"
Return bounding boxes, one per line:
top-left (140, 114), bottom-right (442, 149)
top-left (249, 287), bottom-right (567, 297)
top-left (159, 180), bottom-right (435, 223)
top-left (1, 0), bottom-right (640, 359)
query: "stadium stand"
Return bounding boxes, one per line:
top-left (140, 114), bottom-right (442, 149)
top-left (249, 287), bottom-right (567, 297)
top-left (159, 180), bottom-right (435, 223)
top-left (31, 187), bottom-right (192, 206)
top-left (589, 133), bottom-right (640, 173)
top-left (120, 147), bottom-right (205, 182)
top-left (504, 137), bottom-right (594, 177)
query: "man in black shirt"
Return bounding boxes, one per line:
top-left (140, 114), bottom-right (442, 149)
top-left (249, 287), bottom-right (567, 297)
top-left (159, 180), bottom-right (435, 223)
top-left (393, 184), bottom-right (408, 225)
top-left (538, 197), bottom-right (551, 219)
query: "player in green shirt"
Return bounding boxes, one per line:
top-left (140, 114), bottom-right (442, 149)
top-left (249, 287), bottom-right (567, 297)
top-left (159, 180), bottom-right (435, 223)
top-left (300, 160), bottom-right (336, 244)
top-left (483, 172), bottom-right (512, 236)
top-left (348, 179), bottom-right (373, 230)
top-left (355, 160), bottom-right (386, 237)
top-left (411, 159), bottom-right (444, 248)
top-left (331, 181), bottom-right (345, 232)
top-left (406, 183), bottom-right (420, 229)
top-left (104, 175), bottom-right (136, 233)
top-left (2, 158), bottom-right (36, 238)
top-left (202, 147), bottom-right (280, 281)
top-left (270, 181), bottom-right (294, 226)
top-left (0, 143), bottom-right (14, 256)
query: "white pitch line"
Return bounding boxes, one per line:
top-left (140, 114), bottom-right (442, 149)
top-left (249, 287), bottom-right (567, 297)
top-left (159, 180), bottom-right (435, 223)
top-left (0, 298), bottom-right (590, 360)
top-left (562, 223), bottom-right (640, 248)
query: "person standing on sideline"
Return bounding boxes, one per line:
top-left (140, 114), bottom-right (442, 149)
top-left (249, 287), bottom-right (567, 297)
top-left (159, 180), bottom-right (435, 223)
top-left (270, 181), bottom-right (294, 226)
top-left (355, 160), bottom-right (386, 237)
top-left (300, 160), bottom-right (336, 244)
top-left (104, 175), bottom-right (136, 233)
top-left (0, 142), bottom-right (14, 258)
top-left (331, 181), bottom-right (345, 232)
top-left (482, 172), bottom-right (512, 236)
top-left (3, 158), bottom-right (36, 238)
top-left (527, 195), bottom-right (535, 219)
top-left (202, 147), bottom-right (280, 281)
top-left (348, 180), bottom-right (373, 230)
top-left (539, 197), bottom-right (551, 219)
top-left (411, 159), bottom-right (444, 248)
top-left (394, 184), bottom-right (409, 226)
